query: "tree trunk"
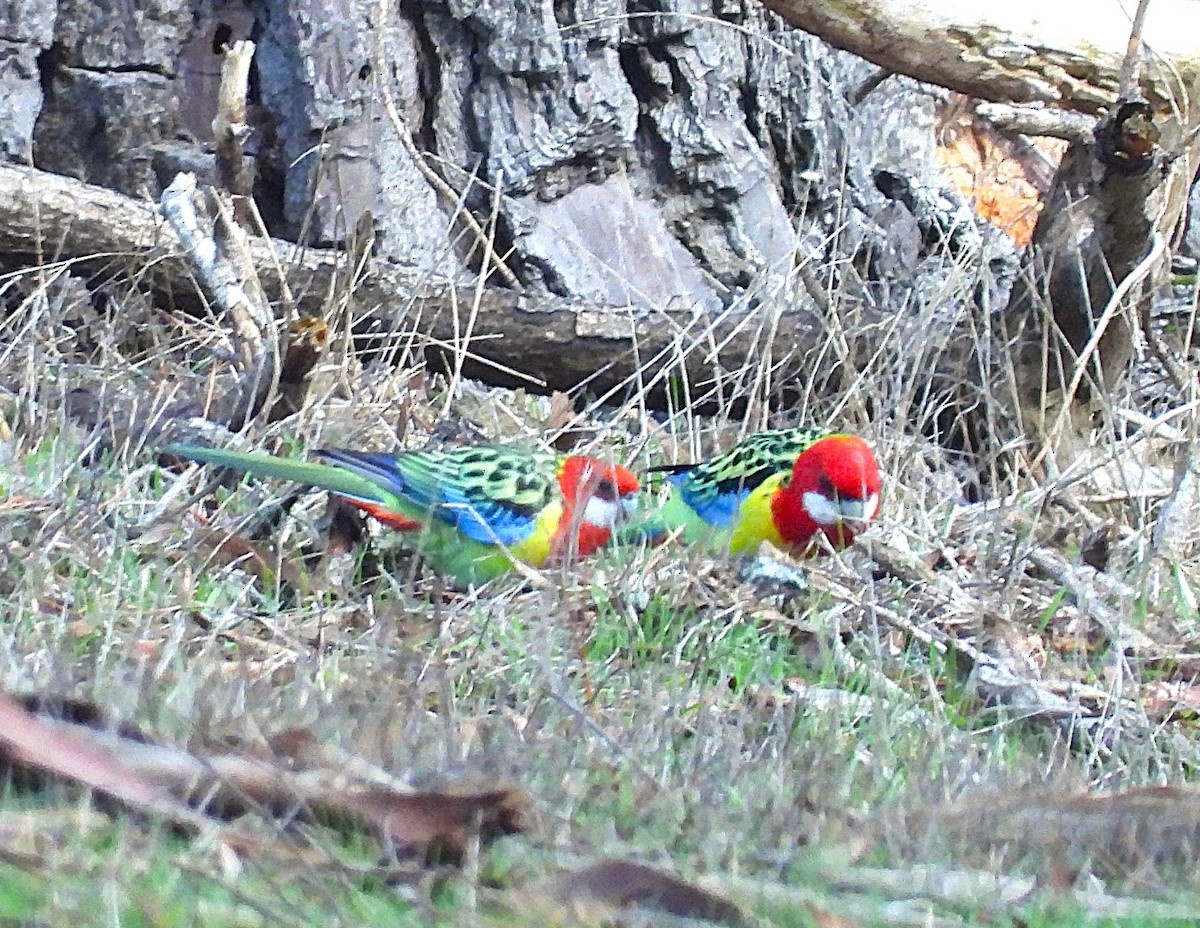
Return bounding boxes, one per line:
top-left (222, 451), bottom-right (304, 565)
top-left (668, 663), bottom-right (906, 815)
top-left (1, 0), bottom-right (1198, 469)
top-left (0, 159), bottom-right (846, 404)
top-left (1, 0), bottom-right (942, 407)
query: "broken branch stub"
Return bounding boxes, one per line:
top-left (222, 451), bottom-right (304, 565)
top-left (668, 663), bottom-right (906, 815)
top-left (212, 39), bottom-right (256, 216)
top-left (159, 171), bottom-right (280, 429)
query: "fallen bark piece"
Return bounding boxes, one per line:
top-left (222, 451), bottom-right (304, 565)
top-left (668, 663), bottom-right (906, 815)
top-left (0, 691), bottom-right (527, 865)
top-left (0, 693), bottom-right (205, 827)
top-left (547, 859), bottom-right (746, 926)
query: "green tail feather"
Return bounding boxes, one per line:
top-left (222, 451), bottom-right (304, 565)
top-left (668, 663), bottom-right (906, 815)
top-left (163, 444), bottom-right (394, 506)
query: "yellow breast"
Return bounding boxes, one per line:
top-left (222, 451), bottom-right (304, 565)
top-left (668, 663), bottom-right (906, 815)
top-left (509, 500), bottom-right (563, 567)
top-left (726, 472), bottom-right (786, 556)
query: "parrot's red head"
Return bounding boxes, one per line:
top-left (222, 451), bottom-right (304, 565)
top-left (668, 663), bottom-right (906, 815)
top-left (773, 435), bottom-right (881, 554)
top-left (556, 455), bottom-right (641, 556)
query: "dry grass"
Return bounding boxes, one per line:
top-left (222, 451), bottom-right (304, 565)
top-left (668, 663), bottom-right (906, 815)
top-left (4, 64), bottom-right (1200, 928)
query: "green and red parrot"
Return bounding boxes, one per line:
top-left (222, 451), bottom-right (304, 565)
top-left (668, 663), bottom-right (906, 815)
top-left (164, 442), bottom-right (640, 587)
top-left (631, 428), bottom-right (881, 557)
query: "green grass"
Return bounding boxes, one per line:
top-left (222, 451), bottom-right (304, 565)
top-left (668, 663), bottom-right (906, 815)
top-left (4, 177), bottom-right (1200, 925)
top-left (0, 830), bottom-right (425, 928)
top-left (5, 422), bottom-right (1200, 925)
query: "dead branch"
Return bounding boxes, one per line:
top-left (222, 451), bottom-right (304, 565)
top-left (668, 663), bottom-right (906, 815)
top-left (0, 692), bottom-right (526, 864)
top-left (159, 172), bottom-right (280, 428)
top-left (212, 39), bottom-right (256, 213)
top-left (759, 0), bottom-right (1200, 114)
top-left (815, 540), bottom-right (1094, 730)
top-left (973, 102), bottom-right (1094, 145)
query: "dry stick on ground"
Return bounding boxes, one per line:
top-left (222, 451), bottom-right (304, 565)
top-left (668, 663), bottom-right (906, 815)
top-left (867, 492), bottom-right (1162, 736)
top-left (706, 860), bottom-right (1200, 925)
top-left (881, 785), bottom-right (1200, 896)
top-left (0, 693), bottom-right (209, 829)
top-left (803, 863), bottom-right (1197, 921)
top-left (830, 539), bottom-right (1095, 728)
top-left (0, 693), bottom-right (527, 863)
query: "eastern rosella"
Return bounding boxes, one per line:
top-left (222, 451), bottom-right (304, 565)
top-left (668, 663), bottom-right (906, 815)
top-left (164, 443), bottom-right (640, 587)
top-left (633, 428), bottom-right (881, 557)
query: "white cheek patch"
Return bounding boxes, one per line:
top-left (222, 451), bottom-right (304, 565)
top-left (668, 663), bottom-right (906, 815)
top-left (583, 495), bottom-right (621, 529)
top-left (802, 491), bottom-right (841, 526)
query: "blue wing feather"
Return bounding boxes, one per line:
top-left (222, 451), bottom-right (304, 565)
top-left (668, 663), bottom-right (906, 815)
top-left (435, 485), bottom-right (538, 546)
top-left (673, 472), bottom-right (748, 529)
top-left (312, 450), bottom-right (414, 500)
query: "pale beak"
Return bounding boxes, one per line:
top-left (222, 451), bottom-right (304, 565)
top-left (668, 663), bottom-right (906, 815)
top-left (836, 493), bottom-right (879, 524)
top-left (803, 490), bottom-right (880, 528)
top-left (618, 493), bottom-right (639, 520)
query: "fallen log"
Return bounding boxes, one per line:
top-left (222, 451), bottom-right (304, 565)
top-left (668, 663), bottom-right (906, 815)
top-left (0, 160), bottom-right (849, 408)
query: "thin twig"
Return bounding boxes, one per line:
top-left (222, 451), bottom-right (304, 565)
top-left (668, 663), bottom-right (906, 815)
top-left (1030, 232), bottom-right (1166, 473)
top-left (1118, 0), bottom-right (1155, 101)
top-left (974, 102), bottom-right (1095, 144)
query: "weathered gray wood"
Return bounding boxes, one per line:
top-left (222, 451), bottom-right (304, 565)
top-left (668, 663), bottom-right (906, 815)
top-left (4, 2), bottom-right (935, 407)
top-left (0, 1), bottom-right (55, 162)
top-left (759, 0), bottom-right (1200, 114)
top-left (4, 0), bottom-right (1197, 471)
top-left (11, 1), bottom-right (942, 320)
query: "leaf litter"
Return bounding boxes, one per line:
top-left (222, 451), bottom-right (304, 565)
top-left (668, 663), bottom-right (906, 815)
top-left (0, 692), bottom-right (526, 867)
top-left (6, 152), bottom-right (1200, 924)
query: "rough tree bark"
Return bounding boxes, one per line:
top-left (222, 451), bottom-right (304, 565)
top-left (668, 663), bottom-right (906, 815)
top-left (0, 0), bottom-right (938, 403)
top-left (1, 0), bottom-right (1198, 465)
top-left (0, 158), bottom-right (836, 402)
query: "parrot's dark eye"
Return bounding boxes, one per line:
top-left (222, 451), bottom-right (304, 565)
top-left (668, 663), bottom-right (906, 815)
top-left (594, 478), bottom-right (618, 501)
top-left (818, 475), bottom-right (836, 498)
